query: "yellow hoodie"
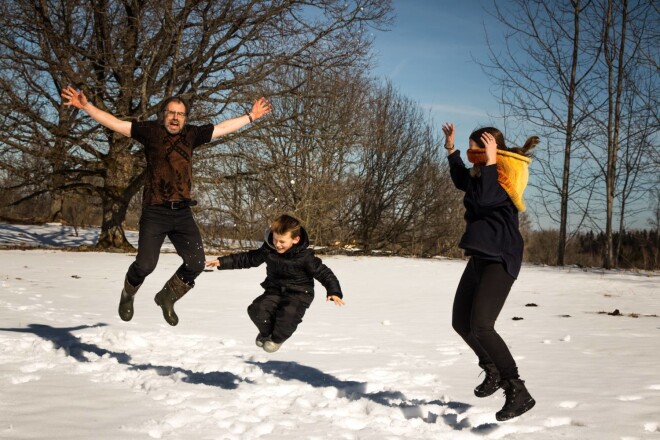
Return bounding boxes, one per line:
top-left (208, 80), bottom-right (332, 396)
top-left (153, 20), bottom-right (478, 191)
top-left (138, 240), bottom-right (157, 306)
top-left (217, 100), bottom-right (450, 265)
top-left (466, 149), bottom-right (532, 212)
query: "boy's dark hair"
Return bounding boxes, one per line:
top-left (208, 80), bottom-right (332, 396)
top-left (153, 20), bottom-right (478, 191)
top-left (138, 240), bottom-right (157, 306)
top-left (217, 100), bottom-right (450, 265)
top-left (271, 214), bottom-right (302, 239)
top-left (469, 126), bottom-right (538, 158)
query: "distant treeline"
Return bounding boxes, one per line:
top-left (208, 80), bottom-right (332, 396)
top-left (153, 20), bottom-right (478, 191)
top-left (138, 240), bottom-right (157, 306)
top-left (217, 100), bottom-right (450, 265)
top-left (524, 229), bottom-right (659, 271)
top-left (0, 191), bottom-right (660, 270)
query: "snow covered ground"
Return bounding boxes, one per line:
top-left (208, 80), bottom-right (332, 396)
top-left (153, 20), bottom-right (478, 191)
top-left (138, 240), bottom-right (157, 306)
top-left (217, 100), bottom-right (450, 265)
top-left (0, 223), bottom-right (658, 439)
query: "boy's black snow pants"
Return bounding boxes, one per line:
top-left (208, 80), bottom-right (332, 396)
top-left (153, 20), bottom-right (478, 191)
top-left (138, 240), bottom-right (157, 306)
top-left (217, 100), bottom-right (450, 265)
top-left (126, 205), bottom-right (205, 286)
top-left (248, 289), bottom-right (313, 344)
top-left (452, 256), bottom-right (519, 380)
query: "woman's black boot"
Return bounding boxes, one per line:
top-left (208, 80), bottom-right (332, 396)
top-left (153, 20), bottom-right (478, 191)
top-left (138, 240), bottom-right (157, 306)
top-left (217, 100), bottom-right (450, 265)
top-left (496, 378), bottom-right (536, 421)
top-left (474, 362), bottom-right (501, 397)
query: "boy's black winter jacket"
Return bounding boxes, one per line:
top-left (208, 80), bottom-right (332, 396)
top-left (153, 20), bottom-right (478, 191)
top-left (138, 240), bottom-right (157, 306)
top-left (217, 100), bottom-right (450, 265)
top-left (215, 227), bottom-right (343, 298)
top-left (448, 151), bottom-right (524, 279)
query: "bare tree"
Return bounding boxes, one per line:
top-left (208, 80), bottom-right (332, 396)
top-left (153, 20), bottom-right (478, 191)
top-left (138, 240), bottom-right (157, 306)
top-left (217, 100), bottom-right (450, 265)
top-left (0, 0), bottom-right (392, 250)
top-left (482, 0), bottom-right (658, 267)
top-left (482, 0), bottom-right (607, 265)
top-left (597, 0), bottom-right (658, 268)
top-left (612, 68), bottom-right (658, 265)
top-left (600, 0), bottom-right (628, 268)
top-left (195, 64), bottom-right (369, 248)
top-left (196, 72), bottom-right (465, 257)
top-left (398, 154), bottom-right (464, 257)
top-left (349, 82), bottom-right (447, 252)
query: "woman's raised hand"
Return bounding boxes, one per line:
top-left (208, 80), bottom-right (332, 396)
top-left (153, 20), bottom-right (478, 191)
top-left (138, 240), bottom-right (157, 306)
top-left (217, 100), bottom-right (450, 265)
top-left (442, 122), bottom-right (455, 150)
top-left (480, 132), bottom-right (498, 165)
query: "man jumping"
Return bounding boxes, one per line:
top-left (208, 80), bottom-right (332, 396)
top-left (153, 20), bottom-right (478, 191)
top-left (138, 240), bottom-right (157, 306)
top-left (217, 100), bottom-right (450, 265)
top-left (62, 86), bottom-right (271, 326)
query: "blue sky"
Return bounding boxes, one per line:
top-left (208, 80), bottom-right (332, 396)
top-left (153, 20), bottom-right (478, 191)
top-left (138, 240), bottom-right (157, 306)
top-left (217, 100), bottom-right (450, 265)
top-left (370, 0), bottom-right (504, 146)
top-left (369, 1), bottom-right (656, 231)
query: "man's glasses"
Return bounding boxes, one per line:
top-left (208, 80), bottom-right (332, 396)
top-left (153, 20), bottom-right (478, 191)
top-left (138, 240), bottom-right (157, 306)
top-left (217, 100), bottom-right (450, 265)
top-left (164, 110), bottom-right (186, 118)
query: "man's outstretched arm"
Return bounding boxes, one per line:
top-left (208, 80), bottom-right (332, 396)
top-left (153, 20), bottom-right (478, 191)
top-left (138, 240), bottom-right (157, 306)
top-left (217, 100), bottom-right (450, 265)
top-left (61, 86), bottom-right (132, 138)
top-left (211, 97), bottom-right (271, 139)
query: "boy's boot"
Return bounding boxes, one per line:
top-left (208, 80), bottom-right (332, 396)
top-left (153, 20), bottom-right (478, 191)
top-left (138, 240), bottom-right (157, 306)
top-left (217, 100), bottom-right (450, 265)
top-left (263, 340), bottom-right (283, 353)
top-left (496, 378), bottom-right (536, 421)
top-left (255, 334), bottom-right (270, 348)
top-left (154, 274), bottom-right (192, 326)
top-left (118, 276), bottom-right (141, 321)
top-left (474, 362), bottom-right (501, 397)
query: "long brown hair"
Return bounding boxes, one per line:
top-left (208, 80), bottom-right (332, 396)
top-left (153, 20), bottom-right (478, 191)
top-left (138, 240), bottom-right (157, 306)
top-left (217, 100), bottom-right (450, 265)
top-left (469, 127), bottom-right (539, 157)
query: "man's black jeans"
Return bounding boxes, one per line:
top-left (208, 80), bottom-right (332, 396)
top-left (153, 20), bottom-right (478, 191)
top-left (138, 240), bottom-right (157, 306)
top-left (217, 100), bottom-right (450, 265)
top-left (126, 205), bottom-right (205, 286)
top-left (452, 256), bottom-right (519, 380)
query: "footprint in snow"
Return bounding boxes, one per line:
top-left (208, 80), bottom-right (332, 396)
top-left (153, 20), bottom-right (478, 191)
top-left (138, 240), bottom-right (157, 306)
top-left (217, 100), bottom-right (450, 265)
top-left (544, 417), bottom-right (572, 428)
top-left (644, 422), bottom-right (659, 432)
top-left (558, 401), bottom-right (578, 409)
top-left (11, 375), bottom-right (40, 384)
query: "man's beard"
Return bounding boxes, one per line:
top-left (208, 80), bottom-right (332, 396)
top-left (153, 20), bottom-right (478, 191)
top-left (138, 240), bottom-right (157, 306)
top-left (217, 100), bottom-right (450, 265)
top-left (165, 120), bottom-right (183, 134)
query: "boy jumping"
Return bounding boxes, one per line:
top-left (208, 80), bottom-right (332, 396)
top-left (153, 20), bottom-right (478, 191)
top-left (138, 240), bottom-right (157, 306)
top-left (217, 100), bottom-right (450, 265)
top-left (206, 214), bottom-right (344, 352)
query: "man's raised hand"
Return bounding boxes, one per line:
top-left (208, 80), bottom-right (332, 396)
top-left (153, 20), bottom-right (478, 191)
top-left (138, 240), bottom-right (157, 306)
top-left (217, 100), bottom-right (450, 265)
top-left (249, 97), bottom-right (272, 121)
top-left (61, 86), bottom-right (88, 109)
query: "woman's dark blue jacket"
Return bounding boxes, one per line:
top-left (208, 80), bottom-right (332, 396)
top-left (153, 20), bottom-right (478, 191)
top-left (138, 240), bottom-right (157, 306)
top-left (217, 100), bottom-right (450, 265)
top-left (448, 151), bottom-right (524, 279)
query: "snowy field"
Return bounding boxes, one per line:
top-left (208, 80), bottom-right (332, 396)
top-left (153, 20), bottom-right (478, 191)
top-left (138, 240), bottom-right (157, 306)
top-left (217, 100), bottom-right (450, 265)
top-left (0, 223), bottom-right (659, 440)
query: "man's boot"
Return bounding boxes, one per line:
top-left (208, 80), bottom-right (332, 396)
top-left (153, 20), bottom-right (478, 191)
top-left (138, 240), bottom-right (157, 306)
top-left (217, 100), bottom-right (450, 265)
top-left (118, 276), bottom-right (141, 321)
top-left (154, 274), bottom-right (192, 326)
top-left (496, 378), bottom-right (536, 421)
top-left (474, 362), bottom-right (501, 397)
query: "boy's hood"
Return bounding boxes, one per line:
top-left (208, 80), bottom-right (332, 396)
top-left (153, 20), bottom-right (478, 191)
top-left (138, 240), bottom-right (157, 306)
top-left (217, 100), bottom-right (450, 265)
top-left (263, 226), bottom-right (310, 254)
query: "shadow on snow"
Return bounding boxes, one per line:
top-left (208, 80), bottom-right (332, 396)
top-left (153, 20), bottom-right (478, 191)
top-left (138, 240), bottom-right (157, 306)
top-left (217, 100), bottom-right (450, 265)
top-left (0, 223), bottom-right (98, 247)
top-left (0, 323), bottom-right (245, 390)
top-left (0, 323), bottom-right (499, 433)
top-left (245, 359), bottom-right (498, 433)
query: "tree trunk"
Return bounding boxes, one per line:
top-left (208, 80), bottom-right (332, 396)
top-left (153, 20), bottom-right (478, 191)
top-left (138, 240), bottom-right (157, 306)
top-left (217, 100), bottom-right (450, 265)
top-left (615, 198), bottom-right (626, 267)
top-left (49, 115), bottom-right (73, 223)
top-left (603, 0), bottom-right (627, 269)
top-left (557, 0), bottom-right (584, 267)
top-left (95, 190), bottom-right (134, 251)
top-left (49, 191), bottom-right (64, 223)
top-left (95, 144), bottom-right (144, 251)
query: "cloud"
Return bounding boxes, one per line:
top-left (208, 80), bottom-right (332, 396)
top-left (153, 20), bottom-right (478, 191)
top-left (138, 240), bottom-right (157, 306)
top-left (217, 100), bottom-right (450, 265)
top-left (420, 103), bottom-right (488, 117)
top-left (388, 59), bottom-right (409, 80)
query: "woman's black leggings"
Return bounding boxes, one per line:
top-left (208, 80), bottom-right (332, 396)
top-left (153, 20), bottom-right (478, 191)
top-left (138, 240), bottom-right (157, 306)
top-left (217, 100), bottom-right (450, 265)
top-left (452, 257), bottom-right (519, 380)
